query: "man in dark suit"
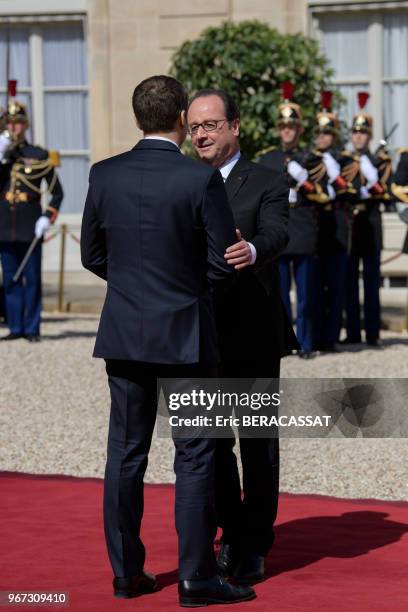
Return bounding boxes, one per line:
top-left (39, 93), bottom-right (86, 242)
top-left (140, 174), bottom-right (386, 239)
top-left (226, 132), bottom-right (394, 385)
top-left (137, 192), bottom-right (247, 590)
top-left (81, 76), bottom-right (255, 607)
top-left (188, 89), bottom-right (294, 585)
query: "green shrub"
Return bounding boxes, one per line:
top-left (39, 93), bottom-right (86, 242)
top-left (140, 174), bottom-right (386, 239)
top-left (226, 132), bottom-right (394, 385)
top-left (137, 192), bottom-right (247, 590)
top-left (170, 20), bottom-right (342, 158)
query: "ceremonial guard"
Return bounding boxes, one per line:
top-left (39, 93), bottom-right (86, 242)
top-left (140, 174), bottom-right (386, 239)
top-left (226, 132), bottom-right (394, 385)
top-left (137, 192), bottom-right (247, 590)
top-left (342, 93), bottom-right (392, 346)
top-left (391, 147), bottom-right (408, 254)
top-left (259, 82), bottom-right (317, 358)
top-left (0, 82), bottom-right (63, 341)
top-left (299, 92), bottom-right (355, 350)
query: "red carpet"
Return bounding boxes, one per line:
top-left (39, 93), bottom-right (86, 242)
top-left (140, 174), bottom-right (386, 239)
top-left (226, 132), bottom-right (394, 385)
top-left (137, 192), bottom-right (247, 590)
top-left (1, 472), bottom-right (407, 611)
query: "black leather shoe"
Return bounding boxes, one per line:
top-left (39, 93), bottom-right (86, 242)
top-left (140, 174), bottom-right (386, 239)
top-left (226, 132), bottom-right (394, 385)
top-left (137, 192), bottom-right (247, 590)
top-left (113, 571), bottom-right (157, 599)
top-left (179, 575), bottom-right (255, 607)
top-left (340, 336), bottom-right (362, 345)
top-left (26, 335), bottom-right (41, 343)
top-left (1, 333), bottom-right (23, 341)
top-left (234, 553), bottom-right (265, 585)
top-left (217, 543), bottom-right (240, 578)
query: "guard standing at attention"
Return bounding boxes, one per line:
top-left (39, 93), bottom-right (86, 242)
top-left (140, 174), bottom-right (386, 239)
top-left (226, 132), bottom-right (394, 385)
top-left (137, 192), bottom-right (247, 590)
top-left (391, 146), bottom-right (408, 254)
top-left (300, 92), bottom-right (352, 351)
top-left (342, 92), bottom-right (392, 347)
top-left (0, 81), bottom-right (63, 341)
top-left (259, 82), bottom-right (317, 358)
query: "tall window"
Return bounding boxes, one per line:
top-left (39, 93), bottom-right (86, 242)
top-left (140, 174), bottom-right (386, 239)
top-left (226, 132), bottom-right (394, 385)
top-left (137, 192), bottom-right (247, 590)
top-left (312, 7), bottom-right (408, 151)
top-left (0, 20), bottom-right (89, 214)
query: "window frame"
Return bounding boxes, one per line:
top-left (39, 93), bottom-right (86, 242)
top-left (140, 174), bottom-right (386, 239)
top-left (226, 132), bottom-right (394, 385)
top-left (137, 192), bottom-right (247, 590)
top-left (309, 5), bottom-right (408, 147)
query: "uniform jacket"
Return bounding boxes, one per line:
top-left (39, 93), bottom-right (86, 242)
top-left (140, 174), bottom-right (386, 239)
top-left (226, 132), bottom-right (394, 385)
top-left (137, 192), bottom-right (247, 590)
top-left (259, 147), bottom-right (317, 256)
top-left (81, 138), bottom-right (237, 365)
top-left (350, 150), bottom-right (387, 255)
top-left (0, 141), bottom-right (63, 242)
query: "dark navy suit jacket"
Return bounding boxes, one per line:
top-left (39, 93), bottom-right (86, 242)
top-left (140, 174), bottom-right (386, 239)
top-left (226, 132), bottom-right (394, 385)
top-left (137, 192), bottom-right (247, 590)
top-left (81, 138), bottom-right (236, 364)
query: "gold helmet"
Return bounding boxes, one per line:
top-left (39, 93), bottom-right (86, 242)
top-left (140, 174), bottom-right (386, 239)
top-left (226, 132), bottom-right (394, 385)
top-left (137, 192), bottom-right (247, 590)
top-left (277, 81), bottom-right (302, 127)
top-left (351, 92), bottom-right (372, 135)
top-left (315, 91), bottom-right (339, 135)
top-left (6, 80), bottom-right (29, 126)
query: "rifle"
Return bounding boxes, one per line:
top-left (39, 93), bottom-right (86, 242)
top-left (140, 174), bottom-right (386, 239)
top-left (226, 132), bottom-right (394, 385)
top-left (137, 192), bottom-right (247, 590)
top-left (374, 122), bottom-right (399, 155)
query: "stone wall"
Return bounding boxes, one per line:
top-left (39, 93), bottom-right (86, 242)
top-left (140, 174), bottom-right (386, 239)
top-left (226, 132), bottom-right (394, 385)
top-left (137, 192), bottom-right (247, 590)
top-left (87, 0), bottom-right (307, 160)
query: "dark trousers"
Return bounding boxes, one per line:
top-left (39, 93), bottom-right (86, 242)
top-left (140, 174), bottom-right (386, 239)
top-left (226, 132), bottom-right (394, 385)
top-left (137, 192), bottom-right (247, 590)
top-left (104, 359), bottom-right (218, 581)
top-left (0, 241), bottom-right (42, 336)
top-left (279, 254), bottom-right (315, 353)
top-left (314, 251), bottom-right (347, 348)
top-left (215, 359), bottom-right (280, 557)
top-left (345, 251), bottom-right (381, 342)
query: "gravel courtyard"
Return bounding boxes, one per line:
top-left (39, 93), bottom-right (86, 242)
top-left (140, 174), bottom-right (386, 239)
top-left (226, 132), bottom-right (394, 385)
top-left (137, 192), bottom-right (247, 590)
top-left (1, 313), bottom-right (407, 501)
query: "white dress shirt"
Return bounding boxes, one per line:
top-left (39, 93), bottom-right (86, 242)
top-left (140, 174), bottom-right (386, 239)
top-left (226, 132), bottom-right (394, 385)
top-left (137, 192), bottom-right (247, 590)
top-left (219, 150), bottom-right (257, 265)
top-left (144, 135), bottom-right (180, 150)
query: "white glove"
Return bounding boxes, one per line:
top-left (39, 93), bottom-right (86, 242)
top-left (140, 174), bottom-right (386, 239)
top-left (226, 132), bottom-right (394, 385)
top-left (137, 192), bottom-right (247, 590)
top-left (360, 186), bottom-right (370, 200)
top-left (0, 132), bottom-right (12, 159)
top-left (396, 202), bottom-right (408, 225)
top-left (322, 152), bottom-right (341, 183)
top-left (288, 188), bottom-right (298, 204)
top-left (327, 184), bottom-right (336, 201)
top-left (360, 154), bottom-right (379, 190)
top-left (287, 160), bottom-right (308, 186)
top-left (35, 216), bottom-right (51, 238)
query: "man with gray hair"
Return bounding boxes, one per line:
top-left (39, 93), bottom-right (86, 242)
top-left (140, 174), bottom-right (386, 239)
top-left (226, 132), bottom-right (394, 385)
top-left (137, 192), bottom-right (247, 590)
top-left (188, 89), bottom-right (294, 585)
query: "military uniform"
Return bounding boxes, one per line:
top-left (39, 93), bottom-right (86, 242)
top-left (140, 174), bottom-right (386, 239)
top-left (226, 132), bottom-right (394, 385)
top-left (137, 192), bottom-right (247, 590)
top-left (344, 95), bottom-right (391, 345)
top-left (391, 149), bottom-right (408, 254)
top-left (258, 83), bottom-right (317, 356)
top-left (260, 146), bottom-right (317, 354)
top-left (0, 98), bottom-right (63, 339)
top-left (301, 93), bottom-right (356, 350)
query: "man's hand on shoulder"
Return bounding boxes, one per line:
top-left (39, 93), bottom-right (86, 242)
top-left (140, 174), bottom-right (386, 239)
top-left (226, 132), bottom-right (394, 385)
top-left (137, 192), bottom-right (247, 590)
top-left (224, 229), bottom-right (256, 270)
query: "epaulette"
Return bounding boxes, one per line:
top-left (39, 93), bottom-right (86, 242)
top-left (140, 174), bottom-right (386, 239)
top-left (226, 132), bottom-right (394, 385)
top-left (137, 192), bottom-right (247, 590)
top-left (340, 149), bottom-right (356, 159)
top-left (377, 149), bottom-right (392, 161)
top-left (48, 150), bottom-right (61, 167)
top-left (397, 147), bottom-right (408, 155)
top-left (255, 145), bottom-right (276, 159)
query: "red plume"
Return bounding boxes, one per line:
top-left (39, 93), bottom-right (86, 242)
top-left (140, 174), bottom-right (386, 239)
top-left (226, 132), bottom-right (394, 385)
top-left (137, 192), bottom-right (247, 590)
top-left (281, 81), bottom-right (294, 102)
top-left (8, 80), bottom-right (17, 97)
top-left (321, 91), bottom-right (332, 111)
top-left (357, 91), bottom-right (370, 110)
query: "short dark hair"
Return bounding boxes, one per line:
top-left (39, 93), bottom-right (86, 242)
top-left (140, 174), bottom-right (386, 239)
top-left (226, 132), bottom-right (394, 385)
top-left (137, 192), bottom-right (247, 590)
top-left (189, 88), bottom-right (240, 121)
top-left (132, 75), bottom-right (188, 133)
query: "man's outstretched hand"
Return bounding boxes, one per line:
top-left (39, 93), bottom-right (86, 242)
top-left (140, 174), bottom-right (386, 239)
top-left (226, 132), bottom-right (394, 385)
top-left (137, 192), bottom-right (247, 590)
top-left (225, 229), bottom-right (254, 270)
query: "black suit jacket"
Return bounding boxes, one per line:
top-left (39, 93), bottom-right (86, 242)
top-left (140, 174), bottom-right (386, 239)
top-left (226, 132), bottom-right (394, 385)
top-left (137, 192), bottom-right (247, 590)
top-left (216, 154), bottom-right (298, 365)
top-left (81, 139), bottom-right (236, 365)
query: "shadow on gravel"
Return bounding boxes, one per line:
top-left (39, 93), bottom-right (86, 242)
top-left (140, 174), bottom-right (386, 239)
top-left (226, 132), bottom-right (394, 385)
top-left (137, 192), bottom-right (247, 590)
top-left (41, 316), bottom-right (98, 323)
top-left (334, 338), bottom-right (408, 353)
top-left (265, 510), bottom-right (408, 579)
top-left (40, 331), bottom-right (97, 340)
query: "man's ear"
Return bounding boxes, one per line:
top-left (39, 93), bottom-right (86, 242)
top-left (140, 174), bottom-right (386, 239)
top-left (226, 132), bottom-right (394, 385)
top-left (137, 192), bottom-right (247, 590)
top-left (231, 118), bottom-right (240, 137)
top-left (180, 110), bottom-right (187, 128)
